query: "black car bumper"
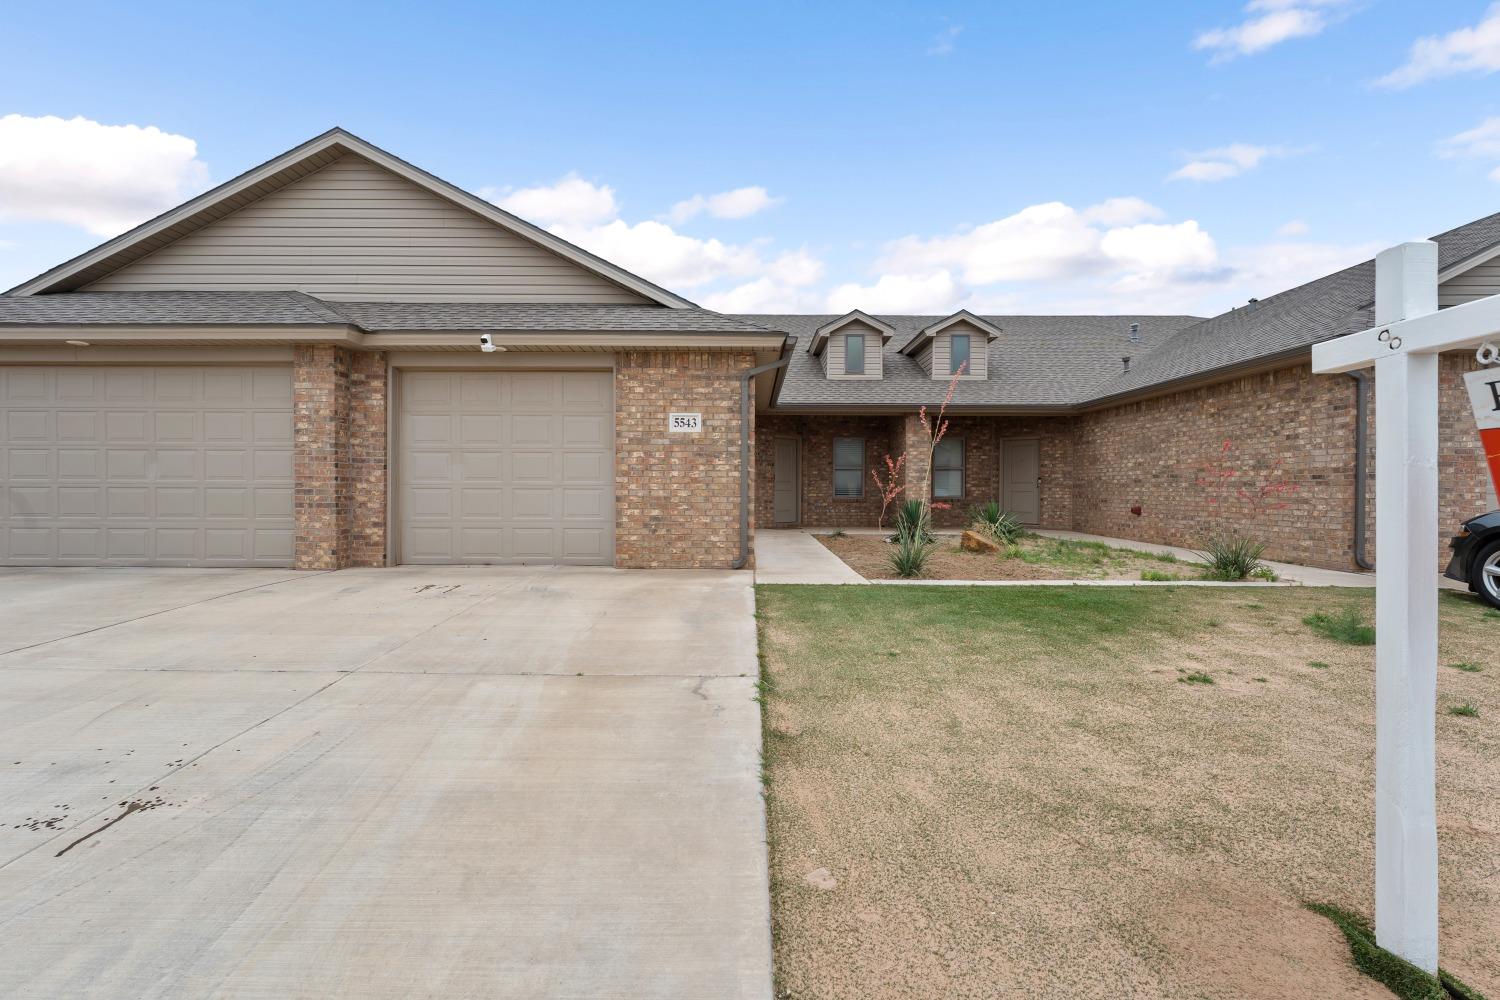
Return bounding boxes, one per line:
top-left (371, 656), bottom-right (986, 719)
top-left (1445, 550), bottom-right (1466, 584)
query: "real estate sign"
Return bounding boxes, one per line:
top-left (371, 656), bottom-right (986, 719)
top-left (1467, 367), bottom-right (1500, 500)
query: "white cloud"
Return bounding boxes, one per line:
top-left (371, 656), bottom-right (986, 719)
top-left (926, 24), bottom-right (962, 57)
top-left (1376, 3), bottom-right (1500, 89)
top-left (827, 271), bottom-right (962, 314)
top-left (1438, 116), bottom-right (1500, 184)
top-left (1080, 197), bottom-right (1165, 227)
top-left (1277, 219), bottom-right (1310, 237)
top-left (667, 186), bottom-right (781, 224)
top-left (0, 114), bottom-right (209, 236)
top-left (1194, 0), bottom-right (1349, 61)
top-left (486, 172), bottom-right (817, 298)
top-left (1169, 143), bottom-right (1280, 182)
top-left (700, 249), bottom-right (825, 312)
top-left (1438, 116), bottom-right (1500, 160)
top-left (482, 173), bottom-right (618, 228)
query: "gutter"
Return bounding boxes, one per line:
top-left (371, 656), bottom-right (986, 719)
top-left (1348, 370), bottom-right (1374, 570)
top-left (732, 352), bottom-right (794, 571)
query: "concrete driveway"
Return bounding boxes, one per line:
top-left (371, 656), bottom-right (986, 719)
top-left (0, 566), bottom-right (771, 1000)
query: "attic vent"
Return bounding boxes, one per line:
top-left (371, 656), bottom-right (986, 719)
top-left (1128, 322), bottom-right (1141, 343)
top-left (1122, 356), bottom-right (1132, 372)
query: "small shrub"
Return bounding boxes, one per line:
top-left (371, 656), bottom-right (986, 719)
top-left (892, 499), bottom-right (935, 545)
top-left (1199, 533), bottom-right (1267, 581)
top-left (826, 528), bottom-right (847, 539)
top-left (1304, 608), bottom-right (1376, 645)
top-left (1141, 569), bottom-right (1180, 582)
top-left (1250, 565), bottom-right (1279, 582)
top-left (1308, 661), bottom-right (1331, 670)
top-left (1448, 702), bottom-right (1479, 718)
top-left (1179, 671), bottom-right (1214, 685)
top-left (1448, 662), bottom-right (1483, 673)
top-left (888, 531), bottom-right (932, 579)
top-left (970, 501), bottom-right (1022, 543)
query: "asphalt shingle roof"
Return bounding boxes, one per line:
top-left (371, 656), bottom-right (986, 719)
top-left (327, 301), bottom-right (777, 333)
top-left (745, 314), bottom-right (1202, 409)
top-left (0, 292), bottom-right (779, 335)
top-left (0, 291), bottom-right (347, 326)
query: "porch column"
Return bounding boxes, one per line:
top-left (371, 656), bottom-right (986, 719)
top-left (899, 412), bottom-right (930, 505)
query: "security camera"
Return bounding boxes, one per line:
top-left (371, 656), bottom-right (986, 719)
top-left (479, 333), bottom-right (498, 353)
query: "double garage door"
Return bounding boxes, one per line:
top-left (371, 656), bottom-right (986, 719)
top-left (398, 370), bottom-right (614, 565)
top-left (0, 365), bottom-right (295, 567)
top-left (0, 364), bottom-right (616, 568)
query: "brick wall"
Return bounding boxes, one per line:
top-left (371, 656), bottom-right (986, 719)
top-left (614, 349), bottom-right (755, 568)
top-left (292, 345), bottom-right (387, 570)
top-left (754, 413), bottom-right (1074, 530)
top-left (1070, 356), bottom-right (1492, 570)
top-left (756, 415), bottom-right (898, 527)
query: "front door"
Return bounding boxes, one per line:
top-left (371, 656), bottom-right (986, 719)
top-left (1002, 438), bottom-right (1040, 525)
top-left (772, 437), bottom-right (800, 524)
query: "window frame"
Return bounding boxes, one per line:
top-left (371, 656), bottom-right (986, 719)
top-left (949, 333), bottom-right (972, 376)
top-left (832, 436), bottom-right (866, 499)
top-left (932, 436), bottom-right (965, 499)
top-left (843, 332), bottom-right (866, 375)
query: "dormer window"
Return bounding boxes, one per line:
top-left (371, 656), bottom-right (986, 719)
top-left (807, 309), bottom-right (896, 380)
top-left (949, 333), bottom-right (970, 375)
top-left (899, 309), bottom-right (1002, 380)
top-left (845, 333), bottom-right (866, 375)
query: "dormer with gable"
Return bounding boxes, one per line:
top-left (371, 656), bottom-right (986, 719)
top-left (807, 310), bottom-right (896, 380)
top-left (899, 310), bottom-right (1002, 379)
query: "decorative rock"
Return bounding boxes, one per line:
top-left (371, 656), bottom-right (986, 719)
top-left (960, 529), bottom-right (1002, 554)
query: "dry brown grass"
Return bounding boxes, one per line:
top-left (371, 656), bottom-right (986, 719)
top-left (817, 532), bottom-right (1209, 582)
top-left (757, 585), bottom-right (1498, 999)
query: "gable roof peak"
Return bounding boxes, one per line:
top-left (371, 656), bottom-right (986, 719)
top-left (807, 309), bottom-right (898, 353)
top-left (6, 127), bottom-right (695, 308)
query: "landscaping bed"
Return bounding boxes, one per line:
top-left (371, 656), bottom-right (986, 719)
top-left (757, 585), bottom-right (1497, 999)
top-left (816, 530), bottom-right (1237, 582)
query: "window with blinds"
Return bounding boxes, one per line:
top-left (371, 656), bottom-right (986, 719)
top-left (833, 437), bottom-right (865, 498)
top-left (933, 437), bottom-right (964, 499)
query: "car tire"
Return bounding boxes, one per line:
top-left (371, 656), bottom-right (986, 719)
top-left (1470, 537), bottom-right (1500, 611)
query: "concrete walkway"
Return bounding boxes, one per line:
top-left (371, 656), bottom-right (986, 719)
top-left (754, 529), bottom-right (866, 584)
top-left (756, 526), bottom-right (1462, 590)
top-left (0, 565), bottom-right (772, 1000)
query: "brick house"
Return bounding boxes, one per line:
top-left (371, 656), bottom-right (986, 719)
top-left (1, 128), bottom-right (1496, 572)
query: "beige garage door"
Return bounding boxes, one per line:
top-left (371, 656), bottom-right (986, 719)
top-left (398, 370), bottom-right (614, 565)
top-left (0, 366), bottom-right (294, 567)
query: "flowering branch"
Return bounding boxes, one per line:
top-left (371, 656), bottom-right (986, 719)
top-left (870, 453), bottom-right (907, 529)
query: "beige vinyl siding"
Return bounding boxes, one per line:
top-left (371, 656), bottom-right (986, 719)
top-left (929, 324), bottom-right (988, 379)
top-left (85, 155), bottom-right (649, 303)
top-left (914, 341), bottom-right (934, 375)
top-left (824, 323), bottom-right (883, 380)
top-left (1440, 258), bottom-right (1500, 307)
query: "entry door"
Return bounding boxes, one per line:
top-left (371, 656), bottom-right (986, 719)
top-left (1002, 438), bottom-right (1040, 525)
top-left (772, 437), bottom-right (799, 524)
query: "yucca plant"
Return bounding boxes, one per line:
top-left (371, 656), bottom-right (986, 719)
top-left (1199, 533), bottom-right (1267, 581)
top-left (892, 498), bottom-right (935, 545)
top-left (888, 529), bottom-right (932, 578)
top-left (970, 501), bottom-right (1022, 543)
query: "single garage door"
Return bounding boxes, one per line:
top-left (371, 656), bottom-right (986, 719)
top-left (399, 370), bottom-right (614, 565)
top-left (0, 366), bottom-right (294, 567)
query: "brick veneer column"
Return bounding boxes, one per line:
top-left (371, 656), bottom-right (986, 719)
top-left (615, 349), bottom-right (754, 568)
top-left (293, 345), bottom-right (387, 569)
top-left (900, 412), bottom-right (931, 506)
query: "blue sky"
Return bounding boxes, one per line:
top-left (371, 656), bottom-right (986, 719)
top-left (2, 1), bottom-right (1499, 316)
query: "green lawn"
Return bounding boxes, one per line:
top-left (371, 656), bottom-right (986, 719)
top-left (757, 585), bottom-right (1498, 999)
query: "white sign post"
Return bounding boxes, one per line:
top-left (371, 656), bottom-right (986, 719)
top-left (1313, 241), bottom-right (1500, 973)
